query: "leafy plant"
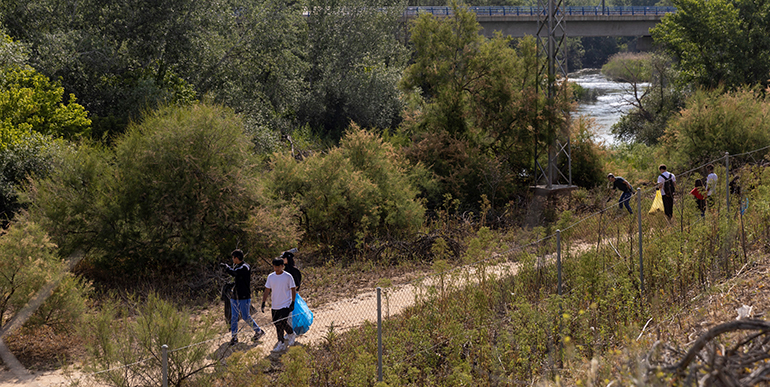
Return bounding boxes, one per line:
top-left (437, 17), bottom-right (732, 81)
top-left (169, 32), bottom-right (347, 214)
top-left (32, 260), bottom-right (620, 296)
top-left (269, 125), bottom-right (425, 249)
top-left (0, 215), bottom-right (90, 333)
top-left (28, 102), bottom-right (301, 278)
top-left (82, 292), bottom-right (219, 387)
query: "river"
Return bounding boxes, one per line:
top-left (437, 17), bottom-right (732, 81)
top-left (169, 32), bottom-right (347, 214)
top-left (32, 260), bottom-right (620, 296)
top-left (569, 69), bottom-right (648, 146)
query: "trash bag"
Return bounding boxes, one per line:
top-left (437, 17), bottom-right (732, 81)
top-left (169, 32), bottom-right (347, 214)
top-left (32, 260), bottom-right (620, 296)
top-left (222, 282), bottom-right (256, 326)
top-left (291, 293), bottom-right (313, 335)
top-left (222, 282), bottom-right (235, 325)
top-left (649, 190), bottom-right (664, 214)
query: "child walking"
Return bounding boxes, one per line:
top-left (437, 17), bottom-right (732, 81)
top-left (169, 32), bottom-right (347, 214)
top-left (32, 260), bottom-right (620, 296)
top-left (262, 257), bottom-right (296, 352)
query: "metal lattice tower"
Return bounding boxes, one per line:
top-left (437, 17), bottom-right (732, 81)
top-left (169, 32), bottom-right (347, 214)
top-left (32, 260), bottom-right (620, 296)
top-left (534, 0), bottom-right (572, 190)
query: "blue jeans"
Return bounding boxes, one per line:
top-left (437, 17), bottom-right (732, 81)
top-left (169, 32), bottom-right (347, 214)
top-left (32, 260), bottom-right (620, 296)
top-left (230, 299), bottom-right (260, 336)
top-left (619, 191), bottom-right (633, 214)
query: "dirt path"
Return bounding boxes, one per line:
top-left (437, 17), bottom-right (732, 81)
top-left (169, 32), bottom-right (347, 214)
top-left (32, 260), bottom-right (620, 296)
top-left (3, 242), bottom-right (599, 386)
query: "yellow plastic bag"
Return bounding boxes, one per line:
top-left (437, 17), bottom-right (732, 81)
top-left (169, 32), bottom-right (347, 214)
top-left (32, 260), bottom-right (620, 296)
top-left (649, 190), bottom-right (664, 214)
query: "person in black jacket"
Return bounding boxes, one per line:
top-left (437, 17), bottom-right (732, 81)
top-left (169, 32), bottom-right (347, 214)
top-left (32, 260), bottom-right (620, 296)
top-left (221, 249), bottom-right (265, 345)
top-left (281, 249), bottom-right (302, 291)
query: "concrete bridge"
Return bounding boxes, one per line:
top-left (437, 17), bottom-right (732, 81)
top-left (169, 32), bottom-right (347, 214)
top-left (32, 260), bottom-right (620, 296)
top-left (404, 6), bottom-right (675, 38)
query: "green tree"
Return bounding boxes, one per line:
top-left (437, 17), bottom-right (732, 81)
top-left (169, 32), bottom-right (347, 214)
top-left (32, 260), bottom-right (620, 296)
top-left (652, 0), bottom-right (770, 89)
top-left (0, 46), bottom-right (87, 222)
top-left (300, 0), bottom-right (409, 141)
top-left (28, 103), bottom-right (301, 277)
top-left (399, 2), bottom-right (571, 208)
top-left (661, 87), bottom-right (770, 168)
top-left (609, 53), bottom-right (686, 145)
top-left (269, 126), bottom-right (425, 248)
top-left (0, 65), bottom-right (91, 140)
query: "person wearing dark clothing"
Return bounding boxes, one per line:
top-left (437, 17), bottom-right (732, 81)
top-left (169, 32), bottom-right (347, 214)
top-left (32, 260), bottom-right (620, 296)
top-left (608, 173), bottom-right (634, 214)
top-left (221, 249), bottom-right (265, 345)
top-left (281, 249), bottom-right (302, 291)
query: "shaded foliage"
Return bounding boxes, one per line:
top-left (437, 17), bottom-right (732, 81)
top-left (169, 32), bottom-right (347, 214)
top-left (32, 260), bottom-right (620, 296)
top-left (269, 126), bottom-right (425, 249)
top-left (27, 103), bottom-right (301, 278)
top-left (652, 0), bottom-right (770, 90)
top-left (661, 87), bottom-right (770, 169)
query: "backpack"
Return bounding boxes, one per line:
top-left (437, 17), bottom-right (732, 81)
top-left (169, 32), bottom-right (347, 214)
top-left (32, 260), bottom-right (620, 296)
top-left (661, 173), bottom-right (676, 195)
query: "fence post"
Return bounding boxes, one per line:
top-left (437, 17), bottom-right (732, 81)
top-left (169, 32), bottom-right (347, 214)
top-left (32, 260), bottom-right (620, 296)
top-left (637, 188), bottom-right (643, 295)
top-left (556, 230), bottom-right (563, 369)
top-left (556, 230), bottom-right (562, 296)
top-left (725, 152), bottom-right (730, 213)
top-left (377, 287), bottom-right (383, 382)
top-left (162, 344), bottom-right (168, 387)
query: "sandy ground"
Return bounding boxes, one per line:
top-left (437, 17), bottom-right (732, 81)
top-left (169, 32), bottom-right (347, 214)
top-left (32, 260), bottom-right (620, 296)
top-left (0, 255), bottom-right (527, 387)
top-left (1, 241), bottom-right (602, 387)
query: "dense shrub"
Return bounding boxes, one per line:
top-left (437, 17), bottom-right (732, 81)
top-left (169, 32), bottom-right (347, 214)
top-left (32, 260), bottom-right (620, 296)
top-left (269, 126), bottom-right (425, 248)
top-left (82, 292), bottom-right (218, 387)
top-left (0, 215), bottom-right (90, 333)
top-left (28, 103), bottom-right (301, 278)
top-left (563, 117), bottom-right (605, 188)
top-left (0, 128), bottom-right (66, 224)
top-left (662, 87), bottom-right (770, 169)
top-left (601, 52), bottom-right (653, 83)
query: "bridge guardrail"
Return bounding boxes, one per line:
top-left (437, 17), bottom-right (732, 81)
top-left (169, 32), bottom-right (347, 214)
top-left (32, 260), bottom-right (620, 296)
top-left (404, 6), bottom-right (676, 17)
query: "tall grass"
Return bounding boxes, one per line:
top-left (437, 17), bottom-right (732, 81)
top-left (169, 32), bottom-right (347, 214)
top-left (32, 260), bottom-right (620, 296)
top-left (302, 164), bottom-right (770, 386)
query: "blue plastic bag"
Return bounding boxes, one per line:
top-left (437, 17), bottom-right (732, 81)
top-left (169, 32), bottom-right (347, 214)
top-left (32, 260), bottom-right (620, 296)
top-left (292, 293), bottom-right (313, 335)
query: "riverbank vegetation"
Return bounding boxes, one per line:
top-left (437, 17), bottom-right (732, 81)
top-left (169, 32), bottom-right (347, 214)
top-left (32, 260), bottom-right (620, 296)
top-left (2, 0), bottom-right (770, 384)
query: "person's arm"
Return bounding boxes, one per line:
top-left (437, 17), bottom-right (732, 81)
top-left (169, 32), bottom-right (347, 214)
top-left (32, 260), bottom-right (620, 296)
top-left (290, 287), bottom-right (296, 310)
top-left (262, 288), bottom-right (271, 312)
top-left (220, 263), bottom-right (235, 276)
top-left (625, 180), bottom-right (633, 191)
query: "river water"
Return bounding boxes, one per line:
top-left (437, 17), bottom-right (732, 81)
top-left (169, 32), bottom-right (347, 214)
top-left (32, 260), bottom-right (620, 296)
top-left (569, 69), bottom-right (647, 146)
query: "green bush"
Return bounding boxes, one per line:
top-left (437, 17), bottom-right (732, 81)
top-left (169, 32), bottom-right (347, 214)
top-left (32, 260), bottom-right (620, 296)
top-left (601, 52), bottom-right (653, 83)
top-left (0, 128), bottom-right (66, 224)
top-left (269, 126), bottom-right (425, 248)
top-left (661, 87), bottom-right (770, 169)
top-left (82, 292), bottom-right (218, 387)
top-left (29, 102), bottom-right (301, 277)
top-left (0, 215), bottom-right (90, 332)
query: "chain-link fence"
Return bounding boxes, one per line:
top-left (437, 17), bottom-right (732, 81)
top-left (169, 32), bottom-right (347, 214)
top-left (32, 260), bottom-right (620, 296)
top-left (28, 146), bottom-right (770, 386)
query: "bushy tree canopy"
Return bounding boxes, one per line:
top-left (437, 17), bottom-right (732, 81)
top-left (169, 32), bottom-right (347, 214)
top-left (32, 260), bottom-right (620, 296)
top-left (661, 87), bottom-right (770, 168)
top-left (399, 3), bottom-right (572, 207)
top-left (652, 0), bottom-right (770, 90)
top-left (269, 126), bottom-right (425, 248)
top-left (28, 103), bottom-right (300, 277)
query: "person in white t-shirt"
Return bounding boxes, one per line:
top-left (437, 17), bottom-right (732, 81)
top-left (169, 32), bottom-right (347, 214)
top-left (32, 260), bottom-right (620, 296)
top-left (657, 164), bottom-right (676, 221)
top-left (705, 164), bottom-right (718, 208)
top-left (262, 257), bottom-right (296, 352)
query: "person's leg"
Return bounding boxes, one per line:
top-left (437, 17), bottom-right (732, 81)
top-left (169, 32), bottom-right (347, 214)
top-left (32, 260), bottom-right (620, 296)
top-left (663, 195), bottom-right (673, 219)
top-left (229, 299), bottom-right (240, 339)
top-left (620, 192), bottom-right (633, 214)
top-left (238, 299), bottom-right (260, 331)
top-left (271, 309), bottom-right (285, 344)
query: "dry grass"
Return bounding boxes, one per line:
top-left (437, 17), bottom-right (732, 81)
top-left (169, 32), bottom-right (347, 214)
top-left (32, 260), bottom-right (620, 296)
top-left (3, 325), bottom-right (87, 371)
top-left (554, 253), bottom-right (770, 386)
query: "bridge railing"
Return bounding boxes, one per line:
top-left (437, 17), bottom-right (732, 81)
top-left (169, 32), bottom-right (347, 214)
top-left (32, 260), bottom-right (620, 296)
top-left (404, 6), bottom-right (676, 17)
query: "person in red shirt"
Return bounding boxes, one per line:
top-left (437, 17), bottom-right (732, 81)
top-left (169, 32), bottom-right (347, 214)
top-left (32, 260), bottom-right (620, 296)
top-left (690, 179), bottom-right (706, 218)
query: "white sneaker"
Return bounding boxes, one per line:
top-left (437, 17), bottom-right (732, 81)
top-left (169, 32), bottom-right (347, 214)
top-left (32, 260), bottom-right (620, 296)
top-left (286, 333), bottom-right (296, 347)
top-left (272, 341), bottom-right (286, 352)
